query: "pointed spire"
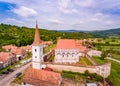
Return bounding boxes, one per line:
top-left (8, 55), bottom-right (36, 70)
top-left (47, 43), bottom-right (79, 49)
top-left (33, 21), bottom-right (42, 45)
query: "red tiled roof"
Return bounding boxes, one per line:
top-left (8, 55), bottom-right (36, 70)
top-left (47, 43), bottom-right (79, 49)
top-left (56, 39), bottom-right (78, 49)
top-left (11, 48), bottom-right (25, 55)
top-left (2, 45), bottom-right (17, 50)
top-left (56, 39), bottom-right (86, 52)
top-left (22, 67), bottom-right (61, 86)
top-left (21, 45), bottom-right (31, 51)
top-left (0, 52), bottom-right (10, 63)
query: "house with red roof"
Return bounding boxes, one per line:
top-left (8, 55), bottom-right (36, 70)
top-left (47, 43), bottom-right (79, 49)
top-left (0, 52), bottom-right (16, 69)
top-left (55, 39), bottom-right (86, 63)
top-left (11, 48), bottom-right (26, 61)
top-left (2, 44), bottom-right (17, 52)
top-left (21, 45), bottom-right (32, 52)
top-left (22, 67), bottom-right (62, 86)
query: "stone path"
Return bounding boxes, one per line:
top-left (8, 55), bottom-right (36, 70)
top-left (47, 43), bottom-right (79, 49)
top-left (106, 57), bottom-right (120, 63)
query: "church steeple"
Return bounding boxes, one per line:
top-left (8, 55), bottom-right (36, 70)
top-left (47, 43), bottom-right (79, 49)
top-left (33, 21), bottom-right (42, 45)
top-left (32, 21), bottom-right (43, 69)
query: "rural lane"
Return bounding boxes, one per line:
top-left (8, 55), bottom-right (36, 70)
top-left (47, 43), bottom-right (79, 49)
top-left (0, 62), bottom-right (31, 86)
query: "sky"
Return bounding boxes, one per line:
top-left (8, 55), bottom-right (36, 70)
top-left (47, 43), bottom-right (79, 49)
top-left (0, 0), bottom-right (120, 31)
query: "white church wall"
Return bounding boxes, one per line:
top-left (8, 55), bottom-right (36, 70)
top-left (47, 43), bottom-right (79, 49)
top-left (55, 49), bottom-right (79, 63)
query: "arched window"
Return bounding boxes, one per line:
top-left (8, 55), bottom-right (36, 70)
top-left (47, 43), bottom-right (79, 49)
top-left (35, 49), bottom-right (37, 52)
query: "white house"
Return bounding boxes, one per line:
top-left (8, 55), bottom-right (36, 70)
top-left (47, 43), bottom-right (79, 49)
top-left (87, 50), bottom-right (102, 57)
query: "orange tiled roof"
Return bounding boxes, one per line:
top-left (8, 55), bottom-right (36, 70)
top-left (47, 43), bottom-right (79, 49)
top-left (56, 39), bottom-right (78, 49)
top-left (22, 67), bottom-right (61, 86)
top-left (21, 45), bottom-right (31, 51)
top-left (11, 48), bottom-right (25, 55)
top-left (56, 39), bottom-right (86, 52)
top-left (32, 22), bottom-right (42, 45)
top-left (2, 45), bottom-right (17, 50)
top-left (0, 52), bottom-right (10, 63)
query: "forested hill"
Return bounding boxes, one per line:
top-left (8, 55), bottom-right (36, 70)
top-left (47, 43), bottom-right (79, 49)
top-left (0, 24), bottom-right (93, 46)
top-left (90, 28), bottom-right (120, 37)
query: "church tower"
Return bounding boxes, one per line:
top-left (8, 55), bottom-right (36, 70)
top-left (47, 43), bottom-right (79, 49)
top-left (32, 21), bottom-right (43, 69)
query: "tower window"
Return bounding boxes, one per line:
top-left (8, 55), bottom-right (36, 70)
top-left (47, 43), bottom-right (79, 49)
top-left (35, 49), bottom-right (37, 52)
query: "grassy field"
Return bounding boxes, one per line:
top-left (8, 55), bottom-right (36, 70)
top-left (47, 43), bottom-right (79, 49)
top-left (92, 38), bottom-right (120, 61)
top-left (77, 57), bottom-right (93, 66)
top-left (92, 56), bottom-right (120, 86)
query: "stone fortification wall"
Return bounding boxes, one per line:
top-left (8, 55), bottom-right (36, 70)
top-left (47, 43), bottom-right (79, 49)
top-left (45, 63), bottom-right (111, 78)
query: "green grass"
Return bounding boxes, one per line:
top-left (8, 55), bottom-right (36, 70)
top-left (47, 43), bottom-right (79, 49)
top-left (77, 57), bottom-right (93, 66)
top-left (108, 61), bottom-right (120, 86)
top-left (92, 56), bottom-right (109, 64)
top-left (24, 52), bottom-right (31, 60)
top-left (12, 74), bottom-right (24, 84)
top-left (92, 56), bottom-right (120, 86)
top-left (112, 54), bottom-right (120, 60)
top-left (62, 70), bottom-right (103, 82)
top-left (0, 60), bottom-right (21, 74)
top-left (43, 44), bottom-right (56, 54)
top-left (48, 55), bottom-right (54, 62)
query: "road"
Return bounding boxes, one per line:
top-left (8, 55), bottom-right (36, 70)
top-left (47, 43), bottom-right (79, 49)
top-left (0, 62), bottom-right (31, 86)
top-left (106, 57), bottom-right (120, 63)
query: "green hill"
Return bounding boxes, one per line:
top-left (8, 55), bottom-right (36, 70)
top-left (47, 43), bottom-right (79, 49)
top-left (0, 23), bottom-right (93, 46)
top-left (90, 28), bottom-right (120, 37)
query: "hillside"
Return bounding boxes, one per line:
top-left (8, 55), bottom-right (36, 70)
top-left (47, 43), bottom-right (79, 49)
top-left (57, 28), bottom-right (120, 37)
top-left (90, 28), bottom-right (120, 37)
top-left (0, 24), bottom-right (93, 46)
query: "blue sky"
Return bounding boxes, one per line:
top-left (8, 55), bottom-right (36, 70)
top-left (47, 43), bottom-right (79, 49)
top-left (0, 0), bottom-right (120, 31)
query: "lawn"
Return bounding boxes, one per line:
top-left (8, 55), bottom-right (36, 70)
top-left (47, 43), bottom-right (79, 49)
top-left (77, 57), bottom-right (93, 66)
top-left (92, 56), bottom-right (120, 86)
top-left (43, 44), bottom-right (56, 54)
top-left (95, 45), bottom-right (120, 60)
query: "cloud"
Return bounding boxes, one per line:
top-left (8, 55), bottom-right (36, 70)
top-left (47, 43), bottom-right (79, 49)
top-left (74, 0), bottom-right (94, 7)
top-left (58, 0), bottom-right (78, 14)
top-left (48, 19), bottom-right (63, 24)
top-left (0, 0), bottom-right (120, 30)
top-left (4, 18), bottom-right (24, 23)
top-left (1, 18), bottom-right (25, 26)
top-left (12, 6), bottom-right (37, 17)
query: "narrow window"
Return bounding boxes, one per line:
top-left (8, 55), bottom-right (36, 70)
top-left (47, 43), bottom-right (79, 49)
top-left (35, 49), bottom-right (37, 52)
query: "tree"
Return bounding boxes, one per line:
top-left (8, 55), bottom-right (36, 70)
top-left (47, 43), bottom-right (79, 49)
top-left (101, 51), bottom-right (106, 60)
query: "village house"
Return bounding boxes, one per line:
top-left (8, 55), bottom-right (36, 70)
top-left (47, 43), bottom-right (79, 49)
top-left (87, 50), bottom-right (102, 57)
top-left (0, 52), bottom-right (16, 69)
top-left (20, 45), bottom-right (32, 52)
top-left (54, 39), bottom-right (86, 64)
top-left (11, 48), bottom-right (26, 61)
top-left (22, 22), bottom-right (62, 86)
top-left (2, 44), bottom-right (17, 52)
top-left (22, 68), bottom-right (62, 86)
